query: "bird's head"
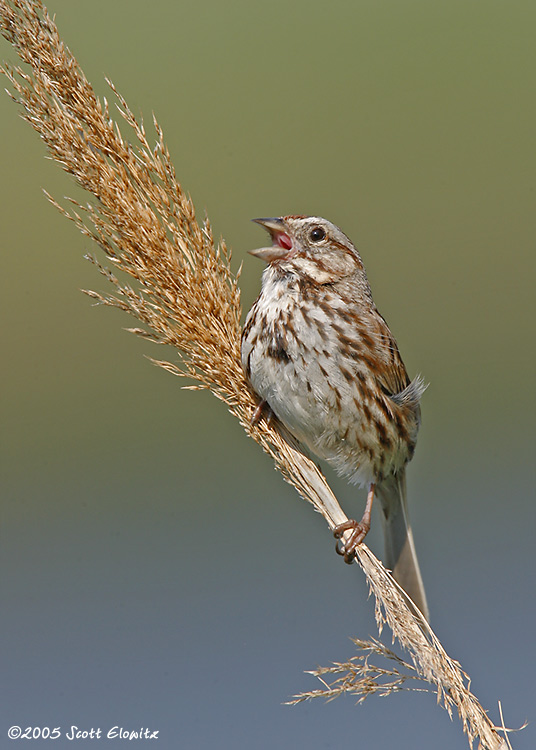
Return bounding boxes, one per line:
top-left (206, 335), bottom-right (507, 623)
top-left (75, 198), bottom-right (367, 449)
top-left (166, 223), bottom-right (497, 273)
top-left (249, 215), bottom-right (365, 284)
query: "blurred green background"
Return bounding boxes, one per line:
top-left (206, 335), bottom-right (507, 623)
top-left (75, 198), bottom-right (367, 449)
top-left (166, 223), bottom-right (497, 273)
top-left (1, 1), bottom-right (534, 747)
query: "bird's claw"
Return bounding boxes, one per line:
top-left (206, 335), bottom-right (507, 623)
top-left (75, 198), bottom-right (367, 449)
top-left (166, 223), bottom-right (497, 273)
top-left (333, 519), bottom-right (370, 564)
top-left (250, 399), bottom-right (274, 427)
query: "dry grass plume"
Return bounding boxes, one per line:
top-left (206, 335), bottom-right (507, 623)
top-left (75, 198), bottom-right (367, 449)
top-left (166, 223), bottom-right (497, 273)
top-left (0, 2), bottom-right (514, 748)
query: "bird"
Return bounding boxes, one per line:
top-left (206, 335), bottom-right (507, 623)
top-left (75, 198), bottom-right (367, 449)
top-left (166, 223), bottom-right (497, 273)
top-left (241, 215), bottom-right (429, 620)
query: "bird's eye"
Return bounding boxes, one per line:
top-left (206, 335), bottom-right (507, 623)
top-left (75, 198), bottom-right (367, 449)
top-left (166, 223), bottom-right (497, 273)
top-left (309, 226), bottom-right (326, 242)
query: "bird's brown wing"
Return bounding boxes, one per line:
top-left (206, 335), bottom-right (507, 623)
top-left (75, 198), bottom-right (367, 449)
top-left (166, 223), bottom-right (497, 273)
top-left (371, 311), bottom-right (411, 399)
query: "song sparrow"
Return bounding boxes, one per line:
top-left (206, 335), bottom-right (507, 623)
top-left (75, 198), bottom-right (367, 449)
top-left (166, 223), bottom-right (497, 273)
top-left (241, 215), bottom-right (429, 620)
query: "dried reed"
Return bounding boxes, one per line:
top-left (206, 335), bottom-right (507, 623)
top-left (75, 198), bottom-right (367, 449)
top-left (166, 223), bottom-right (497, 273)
top-left (0, 2), bottom-right (512, 748)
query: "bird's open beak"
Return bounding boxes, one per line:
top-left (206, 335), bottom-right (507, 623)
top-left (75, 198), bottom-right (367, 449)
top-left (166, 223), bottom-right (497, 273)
top-left (249, 217), bottom-right (294, 262)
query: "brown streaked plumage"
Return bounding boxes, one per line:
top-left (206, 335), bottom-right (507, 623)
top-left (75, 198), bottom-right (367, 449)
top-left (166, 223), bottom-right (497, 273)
top-left (241, 215), bottom-right (429, 620)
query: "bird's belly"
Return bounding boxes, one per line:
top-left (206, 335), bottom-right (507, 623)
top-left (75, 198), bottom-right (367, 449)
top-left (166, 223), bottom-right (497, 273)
top-left (241, 282), bottom-right (412, 485)
top-left (245, 338), bottom-right (406, 487)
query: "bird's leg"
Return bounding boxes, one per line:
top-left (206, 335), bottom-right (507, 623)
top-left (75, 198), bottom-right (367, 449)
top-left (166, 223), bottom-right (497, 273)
top-left (334, 483), bottom-right (376, 564)
top-left (250, 399), bottom-right (274, 427)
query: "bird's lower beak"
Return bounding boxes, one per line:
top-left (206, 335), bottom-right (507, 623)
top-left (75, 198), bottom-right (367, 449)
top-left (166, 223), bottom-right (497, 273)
top-left (249, 217), bottom-right (294, 262)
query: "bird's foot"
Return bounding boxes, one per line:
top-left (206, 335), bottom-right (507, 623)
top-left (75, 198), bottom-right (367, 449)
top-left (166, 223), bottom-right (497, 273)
top-left (333, 519), bottom-right (371, 563)
top-left (250, 399), bottom-right (273, 427)
top-left (333, 483), bottom-right (375, 564)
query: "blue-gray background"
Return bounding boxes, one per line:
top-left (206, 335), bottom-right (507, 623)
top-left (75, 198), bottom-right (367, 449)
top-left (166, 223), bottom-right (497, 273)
top-left (1, 1), bottom-right (534, 748)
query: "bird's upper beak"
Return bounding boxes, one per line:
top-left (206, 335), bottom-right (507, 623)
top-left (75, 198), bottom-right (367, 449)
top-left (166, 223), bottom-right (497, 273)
top-left (249, 217), bottom-right (295, 262)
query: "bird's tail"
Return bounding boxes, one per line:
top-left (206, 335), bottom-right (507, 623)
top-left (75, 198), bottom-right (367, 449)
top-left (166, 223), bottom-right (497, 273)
top-left (376, 470), bottom-right (429, 621)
